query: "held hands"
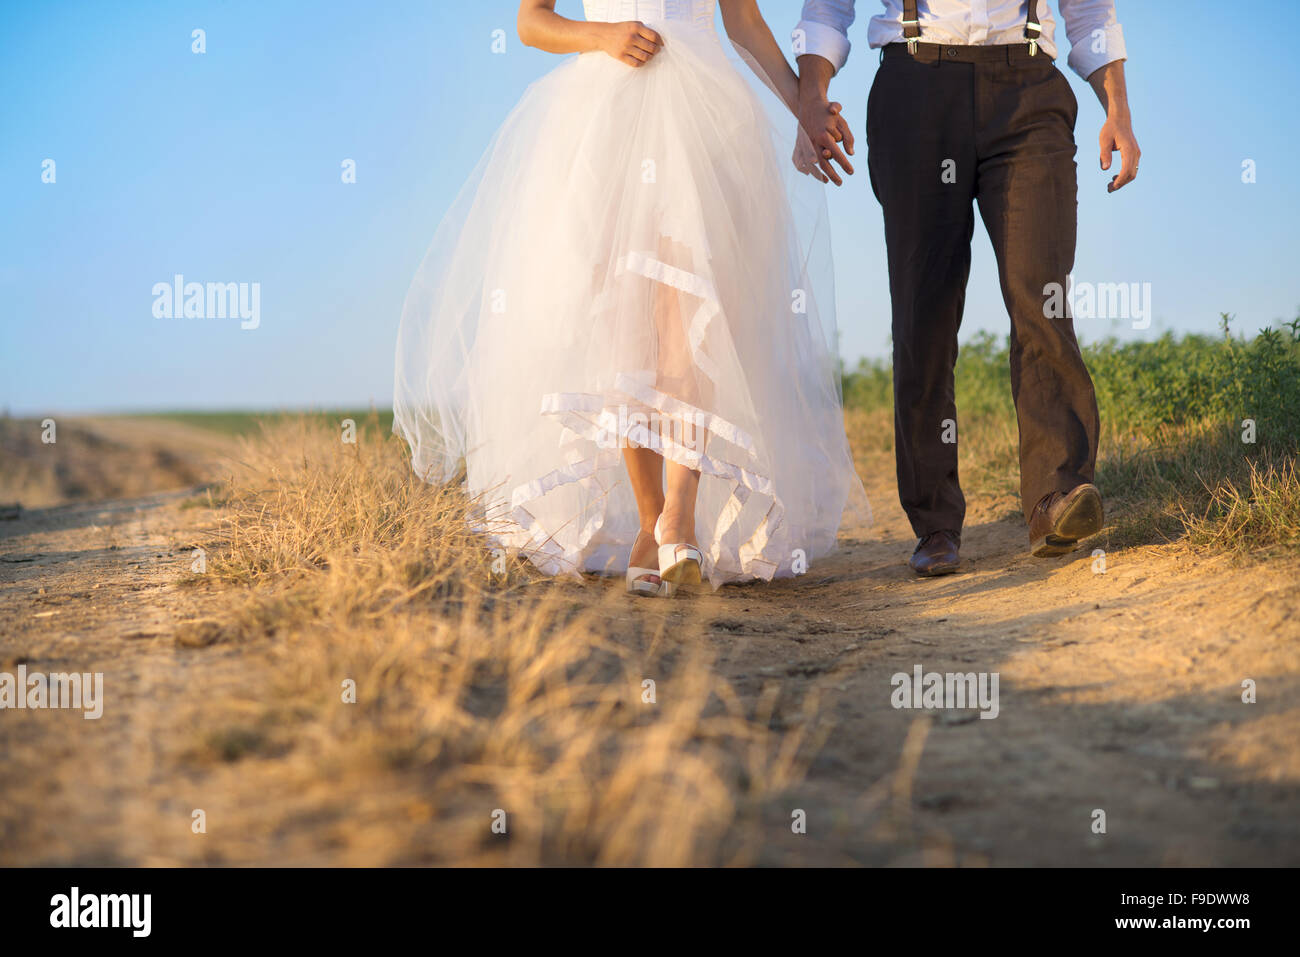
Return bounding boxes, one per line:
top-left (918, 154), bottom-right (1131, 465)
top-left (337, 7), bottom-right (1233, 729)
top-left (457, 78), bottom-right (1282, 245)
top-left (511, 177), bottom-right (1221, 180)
top-left (795, 97), bottom-right (854, 185)
top-left (795, 58), bottom-right (854, 186)
top-left (598, 20), bottom-right (664, 68)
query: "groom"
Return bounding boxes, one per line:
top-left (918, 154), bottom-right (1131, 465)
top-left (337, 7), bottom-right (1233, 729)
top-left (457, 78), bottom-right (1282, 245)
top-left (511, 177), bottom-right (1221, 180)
top-left (794, 0), bottom-right (1139, 576)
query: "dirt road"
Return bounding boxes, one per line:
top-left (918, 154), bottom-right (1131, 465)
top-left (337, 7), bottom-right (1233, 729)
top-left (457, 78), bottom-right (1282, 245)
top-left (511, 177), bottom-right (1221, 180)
top-left (1, 416), bottom-right (1296, 865)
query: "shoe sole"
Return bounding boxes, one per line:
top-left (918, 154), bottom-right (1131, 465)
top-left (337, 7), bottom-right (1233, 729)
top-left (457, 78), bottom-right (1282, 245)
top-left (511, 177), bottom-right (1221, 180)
top-left (911, 561), bottom-right (960, 578)
top-left (1031, 486), bottom-right (1104, 558)
top-left (660, 558), bottom-right (702, 587)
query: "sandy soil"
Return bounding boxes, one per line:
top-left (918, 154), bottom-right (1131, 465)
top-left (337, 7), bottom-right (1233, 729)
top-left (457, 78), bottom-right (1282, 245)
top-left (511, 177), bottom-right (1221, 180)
top-left (1, 416), bottom-right (1297, 865)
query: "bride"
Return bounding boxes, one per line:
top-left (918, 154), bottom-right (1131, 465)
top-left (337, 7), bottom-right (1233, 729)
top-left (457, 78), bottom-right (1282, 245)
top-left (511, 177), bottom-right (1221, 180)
top-left (394, 0), bottom-right (866, 596)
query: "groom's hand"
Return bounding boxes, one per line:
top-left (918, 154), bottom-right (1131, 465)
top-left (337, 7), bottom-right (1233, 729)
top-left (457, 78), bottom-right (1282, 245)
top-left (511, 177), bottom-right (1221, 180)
top-left (796, 54), bottom-right (854, 186)
top-left (1088, 60), bottom-right (1140, 193)
top-left (1099, 110), bottom-right (1140, 193)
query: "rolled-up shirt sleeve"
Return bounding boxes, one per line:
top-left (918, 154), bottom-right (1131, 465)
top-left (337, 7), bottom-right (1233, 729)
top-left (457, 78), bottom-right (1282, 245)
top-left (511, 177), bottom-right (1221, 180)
top-left (794, 0), bottom-right (856, 74)
top-left (1059, 0), bottom-right (1127, 80)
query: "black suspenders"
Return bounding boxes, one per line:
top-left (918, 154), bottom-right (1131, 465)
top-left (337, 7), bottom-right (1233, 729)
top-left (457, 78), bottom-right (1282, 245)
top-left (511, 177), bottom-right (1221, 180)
top-left (902, 1), bottom-right (1044, 57)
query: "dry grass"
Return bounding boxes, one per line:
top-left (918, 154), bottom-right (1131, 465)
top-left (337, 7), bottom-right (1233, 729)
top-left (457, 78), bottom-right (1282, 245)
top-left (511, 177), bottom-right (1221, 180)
top-left (180, 414), bottom-right (814, 865)
top-left (844, 405), bottom-right (1021, 512)
top-left (844, 403), bottom-right (1300, 554)
top-left (1183, 458), bottom-right (1300, 554)
top-left (1084, 418), bottom-right (1299, 551)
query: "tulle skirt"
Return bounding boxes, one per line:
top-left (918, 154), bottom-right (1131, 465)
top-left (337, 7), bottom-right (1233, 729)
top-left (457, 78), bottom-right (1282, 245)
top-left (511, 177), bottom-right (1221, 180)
top-left (394, 23), bottom-right (868, 586)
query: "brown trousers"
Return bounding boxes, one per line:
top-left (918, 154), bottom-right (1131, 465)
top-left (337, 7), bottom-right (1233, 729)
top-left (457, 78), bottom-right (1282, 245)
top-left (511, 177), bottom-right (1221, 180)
top-left (866, 42), bottom-right (1100, 539)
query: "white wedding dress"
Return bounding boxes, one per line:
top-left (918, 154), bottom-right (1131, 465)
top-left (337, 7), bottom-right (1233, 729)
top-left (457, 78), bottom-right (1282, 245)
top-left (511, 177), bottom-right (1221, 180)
top-left (394, 0), bottom-right (868, 586)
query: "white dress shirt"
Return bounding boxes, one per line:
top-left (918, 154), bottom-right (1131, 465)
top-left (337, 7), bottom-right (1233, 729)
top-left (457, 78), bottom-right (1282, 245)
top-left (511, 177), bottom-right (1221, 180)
top-left (796, 0), bottom-right (1127, 80)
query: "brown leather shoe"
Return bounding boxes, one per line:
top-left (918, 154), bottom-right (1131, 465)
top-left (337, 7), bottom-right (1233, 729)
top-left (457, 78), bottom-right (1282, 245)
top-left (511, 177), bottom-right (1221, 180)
top-left (1028, 483), bottom-right (1104, 557)
top-left (909, 530), bottom-right (961, 577)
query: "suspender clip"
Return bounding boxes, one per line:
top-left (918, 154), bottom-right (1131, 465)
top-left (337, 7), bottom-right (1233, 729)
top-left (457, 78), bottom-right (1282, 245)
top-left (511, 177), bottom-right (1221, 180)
top-left (902, 19), bottom-right (920, 54)
top-left (1026, 21), bottom-right (1041, 56)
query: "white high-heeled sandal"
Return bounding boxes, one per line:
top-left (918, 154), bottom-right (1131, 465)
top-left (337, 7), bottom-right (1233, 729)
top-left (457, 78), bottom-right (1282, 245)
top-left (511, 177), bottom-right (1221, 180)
top-left (625, 530), bottom-right (663, 597)
top-left (654, 516), bottom-right (703, 597)
top-left (625, 565), bottom-right (662, 597)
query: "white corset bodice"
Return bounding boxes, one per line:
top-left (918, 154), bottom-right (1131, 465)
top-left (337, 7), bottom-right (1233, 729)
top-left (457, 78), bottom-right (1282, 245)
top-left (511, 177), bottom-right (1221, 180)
top-left (582, 0), bottom-right (717, 32)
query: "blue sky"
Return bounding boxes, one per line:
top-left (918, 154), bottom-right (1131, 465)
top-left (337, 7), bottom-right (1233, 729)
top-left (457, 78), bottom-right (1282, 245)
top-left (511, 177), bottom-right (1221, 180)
top-left (2, 0), bottom-right (1298, 413)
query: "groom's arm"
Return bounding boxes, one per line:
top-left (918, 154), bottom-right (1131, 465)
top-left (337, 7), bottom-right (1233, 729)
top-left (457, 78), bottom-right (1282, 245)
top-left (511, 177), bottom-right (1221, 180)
top-left (1088, 60), bottom-right (1139, 192)
top-left (794, 0), bottom-right (857, 185)
top-left (1059, 0), bottom-right (1140, 193)
top-left (795, 0), bottom-right (855, 72)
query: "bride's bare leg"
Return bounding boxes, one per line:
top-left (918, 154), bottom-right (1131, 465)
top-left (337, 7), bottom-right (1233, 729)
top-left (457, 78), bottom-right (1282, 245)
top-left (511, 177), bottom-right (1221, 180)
top-left (660, 459), bottom-right (699, 547)
top-left (622, 445), bottom-right (665, 568)
top-left (652, 236), bottom-right (704, 548)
